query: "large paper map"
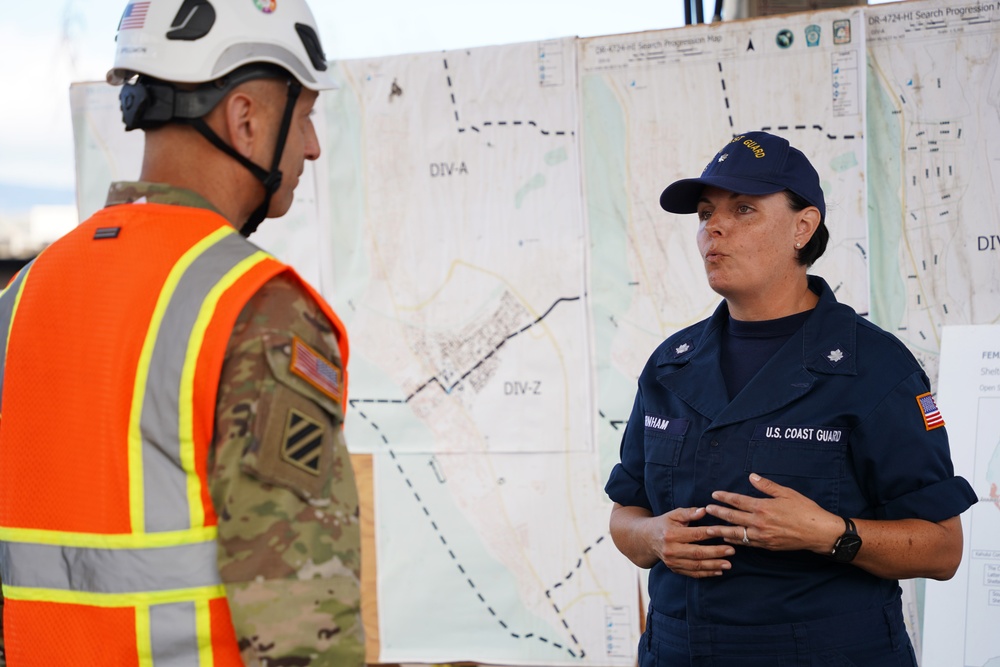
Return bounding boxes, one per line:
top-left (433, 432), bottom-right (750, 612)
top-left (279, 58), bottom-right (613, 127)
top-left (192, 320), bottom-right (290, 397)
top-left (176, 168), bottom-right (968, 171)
top-left (318, 40), bottom-right (635, 664)
top-left (866, 0), bottom-right (1000, 385)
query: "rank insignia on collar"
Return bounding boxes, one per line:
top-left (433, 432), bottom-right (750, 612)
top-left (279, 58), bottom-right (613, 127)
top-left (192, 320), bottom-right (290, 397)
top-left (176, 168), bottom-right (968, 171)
top-left (825, 346), bottom-right (850, 366)
top-left (281, 408), bottom-right (325, 475)
top-left (674, 341), bottom-right (693, 357)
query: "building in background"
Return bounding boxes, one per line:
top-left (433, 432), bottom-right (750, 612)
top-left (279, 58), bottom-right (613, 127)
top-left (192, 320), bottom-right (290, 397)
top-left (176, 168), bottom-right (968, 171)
top-left (0, 184), bottom-right (78, 280)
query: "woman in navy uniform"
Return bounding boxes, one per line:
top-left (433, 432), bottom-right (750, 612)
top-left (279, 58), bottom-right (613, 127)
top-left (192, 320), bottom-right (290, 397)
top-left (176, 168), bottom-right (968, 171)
top-left (605, 131), bottom-right (977, 666)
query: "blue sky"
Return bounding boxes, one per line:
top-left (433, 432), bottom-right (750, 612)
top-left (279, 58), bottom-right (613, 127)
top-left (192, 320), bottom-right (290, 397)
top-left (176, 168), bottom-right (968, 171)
top-left (0, 0), bottom-right (895, 212)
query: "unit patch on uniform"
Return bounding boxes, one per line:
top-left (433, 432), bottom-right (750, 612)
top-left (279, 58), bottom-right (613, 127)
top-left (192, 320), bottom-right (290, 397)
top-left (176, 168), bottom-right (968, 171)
top-left (290, 335), bottom-right (343, 406)
top-left (916, 392), bottom-right (945, 431)
top-left (280, 407), bottom-right (326, 475)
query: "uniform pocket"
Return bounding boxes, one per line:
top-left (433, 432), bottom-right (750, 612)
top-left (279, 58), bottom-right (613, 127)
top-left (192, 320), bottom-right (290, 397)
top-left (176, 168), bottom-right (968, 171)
top-left (643, 417), bottom-right (687, 515)
top-left (645, 434), bottom-right (683, 466)
top-left (746, 424), bottom-right (849, 513)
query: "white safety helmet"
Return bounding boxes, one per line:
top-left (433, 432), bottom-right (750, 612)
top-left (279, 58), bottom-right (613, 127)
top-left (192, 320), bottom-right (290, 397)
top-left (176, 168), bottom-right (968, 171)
top-left (107, 0), bottom-right (336, 91)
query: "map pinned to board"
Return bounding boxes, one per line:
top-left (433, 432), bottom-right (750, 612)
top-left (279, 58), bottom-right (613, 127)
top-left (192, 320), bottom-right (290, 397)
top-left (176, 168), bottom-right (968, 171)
top-left (866, 0), bottom-right (1000, 386)
top-left (318, 39), bottom-right (634, 665)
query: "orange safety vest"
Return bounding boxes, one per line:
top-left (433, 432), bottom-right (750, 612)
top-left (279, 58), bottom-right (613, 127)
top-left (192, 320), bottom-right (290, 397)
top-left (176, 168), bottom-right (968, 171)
top-left (0, 204), bottom-right (348, 666)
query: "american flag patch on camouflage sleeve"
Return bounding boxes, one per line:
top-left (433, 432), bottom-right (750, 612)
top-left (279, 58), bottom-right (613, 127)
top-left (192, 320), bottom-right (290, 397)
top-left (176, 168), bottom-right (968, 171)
top-left (290, 336), bottom-right (343, 406)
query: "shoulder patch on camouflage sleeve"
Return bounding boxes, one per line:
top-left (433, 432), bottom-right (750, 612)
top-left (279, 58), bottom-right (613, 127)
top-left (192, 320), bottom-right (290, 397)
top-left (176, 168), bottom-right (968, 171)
top-left (281, 407), bottom-right (325, 476)
top-left (290, 335), bottom-right (344, 407)
top-left (252, 388), bottom-right (334, 501)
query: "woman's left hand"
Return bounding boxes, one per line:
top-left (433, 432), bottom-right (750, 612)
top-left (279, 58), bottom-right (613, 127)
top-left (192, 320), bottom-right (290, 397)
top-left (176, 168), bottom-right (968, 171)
top-left (704, 473), bottom-right (843, 554)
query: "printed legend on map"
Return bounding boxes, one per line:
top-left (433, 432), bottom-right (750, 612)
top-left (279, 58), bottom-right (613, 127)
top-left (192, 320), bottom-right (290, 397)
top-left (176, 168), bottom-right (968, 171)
top-left (831, 50), bottom-right (859, 116)
top-left (604, 606), bottom-right (633, 659)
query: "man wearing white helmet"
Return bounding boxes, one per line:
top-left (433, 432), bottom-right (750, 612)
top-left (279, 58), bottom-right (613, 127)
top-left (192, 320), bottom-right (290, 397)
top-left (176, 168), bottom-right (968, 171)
top-left (0, 1), bottom-right (363, 665)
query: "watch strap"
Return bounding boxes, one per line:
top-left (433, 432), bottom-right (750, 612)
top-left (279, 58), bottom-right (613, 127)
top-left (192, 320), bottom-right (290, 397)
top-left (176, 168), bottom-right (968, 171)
top-left (830, 516), bottom-right (862, 562)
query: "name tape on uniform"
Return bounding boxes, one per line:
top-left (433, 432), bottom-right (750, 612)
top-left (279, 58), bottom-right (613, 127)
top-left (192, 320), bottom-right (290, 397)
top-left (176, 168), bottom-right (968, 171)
top-left (643, 414), bottom-right (690, 436)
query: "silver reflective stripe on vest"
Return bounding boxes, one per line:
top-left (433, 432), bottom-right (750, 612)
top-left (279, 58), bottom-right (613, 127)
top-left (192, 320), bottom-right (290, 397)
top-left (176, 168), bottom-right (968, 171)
top-left (0, 540), bottom-right (221, 593)
top-left (150, 602), bottom-right (200, 666)
top-left (141, 233), bottom-right (261, 532)
top-left (0, 259), bottom-right (35, 414)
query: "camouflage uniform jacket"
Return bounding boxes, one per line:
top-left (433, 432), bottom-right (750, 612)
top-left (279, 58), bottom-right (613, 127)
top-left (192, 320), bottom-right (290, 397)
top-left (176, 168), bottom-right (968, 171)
top-left (0, 182), bottom-right (363, 667)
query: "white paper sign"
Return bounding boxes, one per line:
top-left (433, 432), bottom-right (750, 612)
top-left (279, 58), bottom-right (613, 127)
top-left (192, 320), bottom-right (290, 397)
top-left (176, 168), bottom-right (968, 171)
top-left (924, 325), bottom-right (1000, 667)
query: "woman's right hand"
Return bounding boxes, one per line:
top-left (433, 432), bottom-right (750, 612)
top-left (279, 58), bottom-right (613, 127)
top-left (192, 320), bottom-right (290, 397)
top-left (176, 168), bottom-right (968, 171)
top-left (610, 504), bottom-right (735, 577)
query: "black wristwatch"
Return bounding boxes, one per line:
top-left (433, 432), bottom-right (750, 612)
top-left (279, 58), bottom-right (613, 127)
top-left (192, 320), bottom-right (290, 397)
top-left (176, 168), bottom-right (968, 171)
top-left (829, 517), bottom-right (862, 563)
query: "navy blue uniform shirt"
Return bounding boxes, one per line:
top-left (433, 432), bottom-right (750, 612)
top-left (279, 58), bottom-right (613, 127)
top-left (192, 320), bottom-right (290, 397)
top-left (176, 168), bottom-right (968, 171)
top-left (606, 276), bottom-right (977, 626)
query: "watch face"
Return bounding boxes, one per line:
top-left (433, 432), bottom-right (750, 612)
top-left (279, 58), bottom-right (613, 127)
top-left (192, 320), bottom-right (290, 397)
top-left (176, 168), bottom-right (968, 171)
top-left (833, 534), bottom-right (862, 562)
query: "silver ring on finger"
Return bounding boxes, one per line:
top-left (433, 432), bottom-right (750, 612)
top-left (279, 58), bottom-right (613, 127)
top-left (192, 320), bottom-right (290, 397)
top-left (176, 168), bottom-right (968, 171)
top-left (742, 526), bottom-right (750, 545)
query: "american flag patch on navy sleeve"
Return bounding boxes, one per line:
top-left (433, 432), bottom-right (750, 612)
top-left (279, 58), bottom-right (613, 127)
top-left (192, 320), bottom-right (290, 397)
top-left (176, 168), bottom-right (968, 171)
top-left (916, 392), bottom-right (945, 431)
top-left (290, 336), bottom-right (343, 406)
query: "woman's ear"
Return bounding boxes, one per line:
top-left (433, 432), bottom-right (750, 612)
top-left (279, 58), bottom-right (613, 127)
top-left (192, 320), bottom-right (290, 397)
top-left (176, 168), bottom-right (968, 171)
top-left (794, 206), bottom-right (822, 247)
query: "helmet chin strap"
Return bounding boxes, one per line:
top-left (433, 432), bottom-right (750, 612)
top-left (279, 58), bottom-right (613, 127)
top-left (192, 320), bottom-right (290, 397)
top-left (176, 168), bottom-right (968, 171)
top-left (187, 79), bottom-right (303, 237)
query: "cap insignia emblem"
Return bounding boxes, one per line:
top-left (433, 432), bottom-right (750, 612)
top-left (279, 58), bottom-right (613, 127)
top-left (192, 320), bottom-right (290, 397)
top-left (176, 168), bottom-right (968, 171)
top-left (718, 153), bottom-right (729, 163)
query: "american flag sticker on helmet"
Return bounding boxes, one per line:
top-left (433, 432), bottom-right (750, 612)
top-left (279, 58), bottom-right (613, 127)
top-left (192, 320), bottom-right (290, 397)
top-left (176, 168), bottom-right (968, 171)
top-left (916, 392), bottom-right (945, 431)
top-left (290, 336), bottom-right (343, 406)
top-left (119, 2), bottom-right (151, 30)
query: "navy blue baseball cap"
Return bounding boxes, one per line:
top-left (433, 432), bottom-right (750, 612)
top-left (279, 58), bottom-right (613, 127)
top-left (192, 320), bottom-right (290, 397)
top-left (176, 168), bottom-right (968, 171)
top-left (659, 131), bottom-right (825, 220)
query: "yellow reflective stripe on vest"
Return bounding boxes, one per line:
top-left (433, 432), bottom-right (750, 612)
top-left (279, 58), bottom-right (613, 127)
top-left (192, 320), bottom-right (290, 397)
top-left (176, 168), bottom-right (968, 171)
top-left (0, 258), bottom-right (35, 418)
top-left (1, 583), bottom-right (226, 607)
top-left (179, 248), bottom-right (273, 529)
top-left (136, 605), bottom-right (154, 666)
top-left (195, 598), bottom-right (214, 667)
top-left (0, 525), bottom-right (216, 549)
top-left (128, 227), bottom-right (272, 537)
top-left (127, 226), bottom-right (231, 535)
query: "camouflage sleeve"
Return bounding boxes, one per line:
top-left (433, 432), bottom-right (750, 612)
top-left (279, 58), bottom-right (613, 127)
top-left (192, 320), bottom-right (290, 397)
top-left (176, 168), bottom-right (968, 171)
top-left (209, 273), bottom-right (364, 667)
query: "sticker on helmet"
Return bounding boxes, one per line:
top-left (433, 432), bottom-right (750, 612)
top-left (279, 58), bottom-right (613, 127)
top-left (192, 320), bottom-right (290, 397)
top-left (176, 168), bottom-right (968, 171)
top-left (119, 1), bottom-right (151, 30)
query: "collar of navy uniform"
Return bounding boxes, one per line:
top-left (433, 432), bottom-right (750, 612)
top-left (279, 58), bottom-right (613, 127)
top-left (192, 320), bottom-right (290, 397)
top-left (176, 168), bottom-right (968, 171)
top-left (653, 301), bottom-right (728, 368)
top-left (800, 275), bottom-right (857, 376)
top-left (653, 274), bottom-right (857, 375)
